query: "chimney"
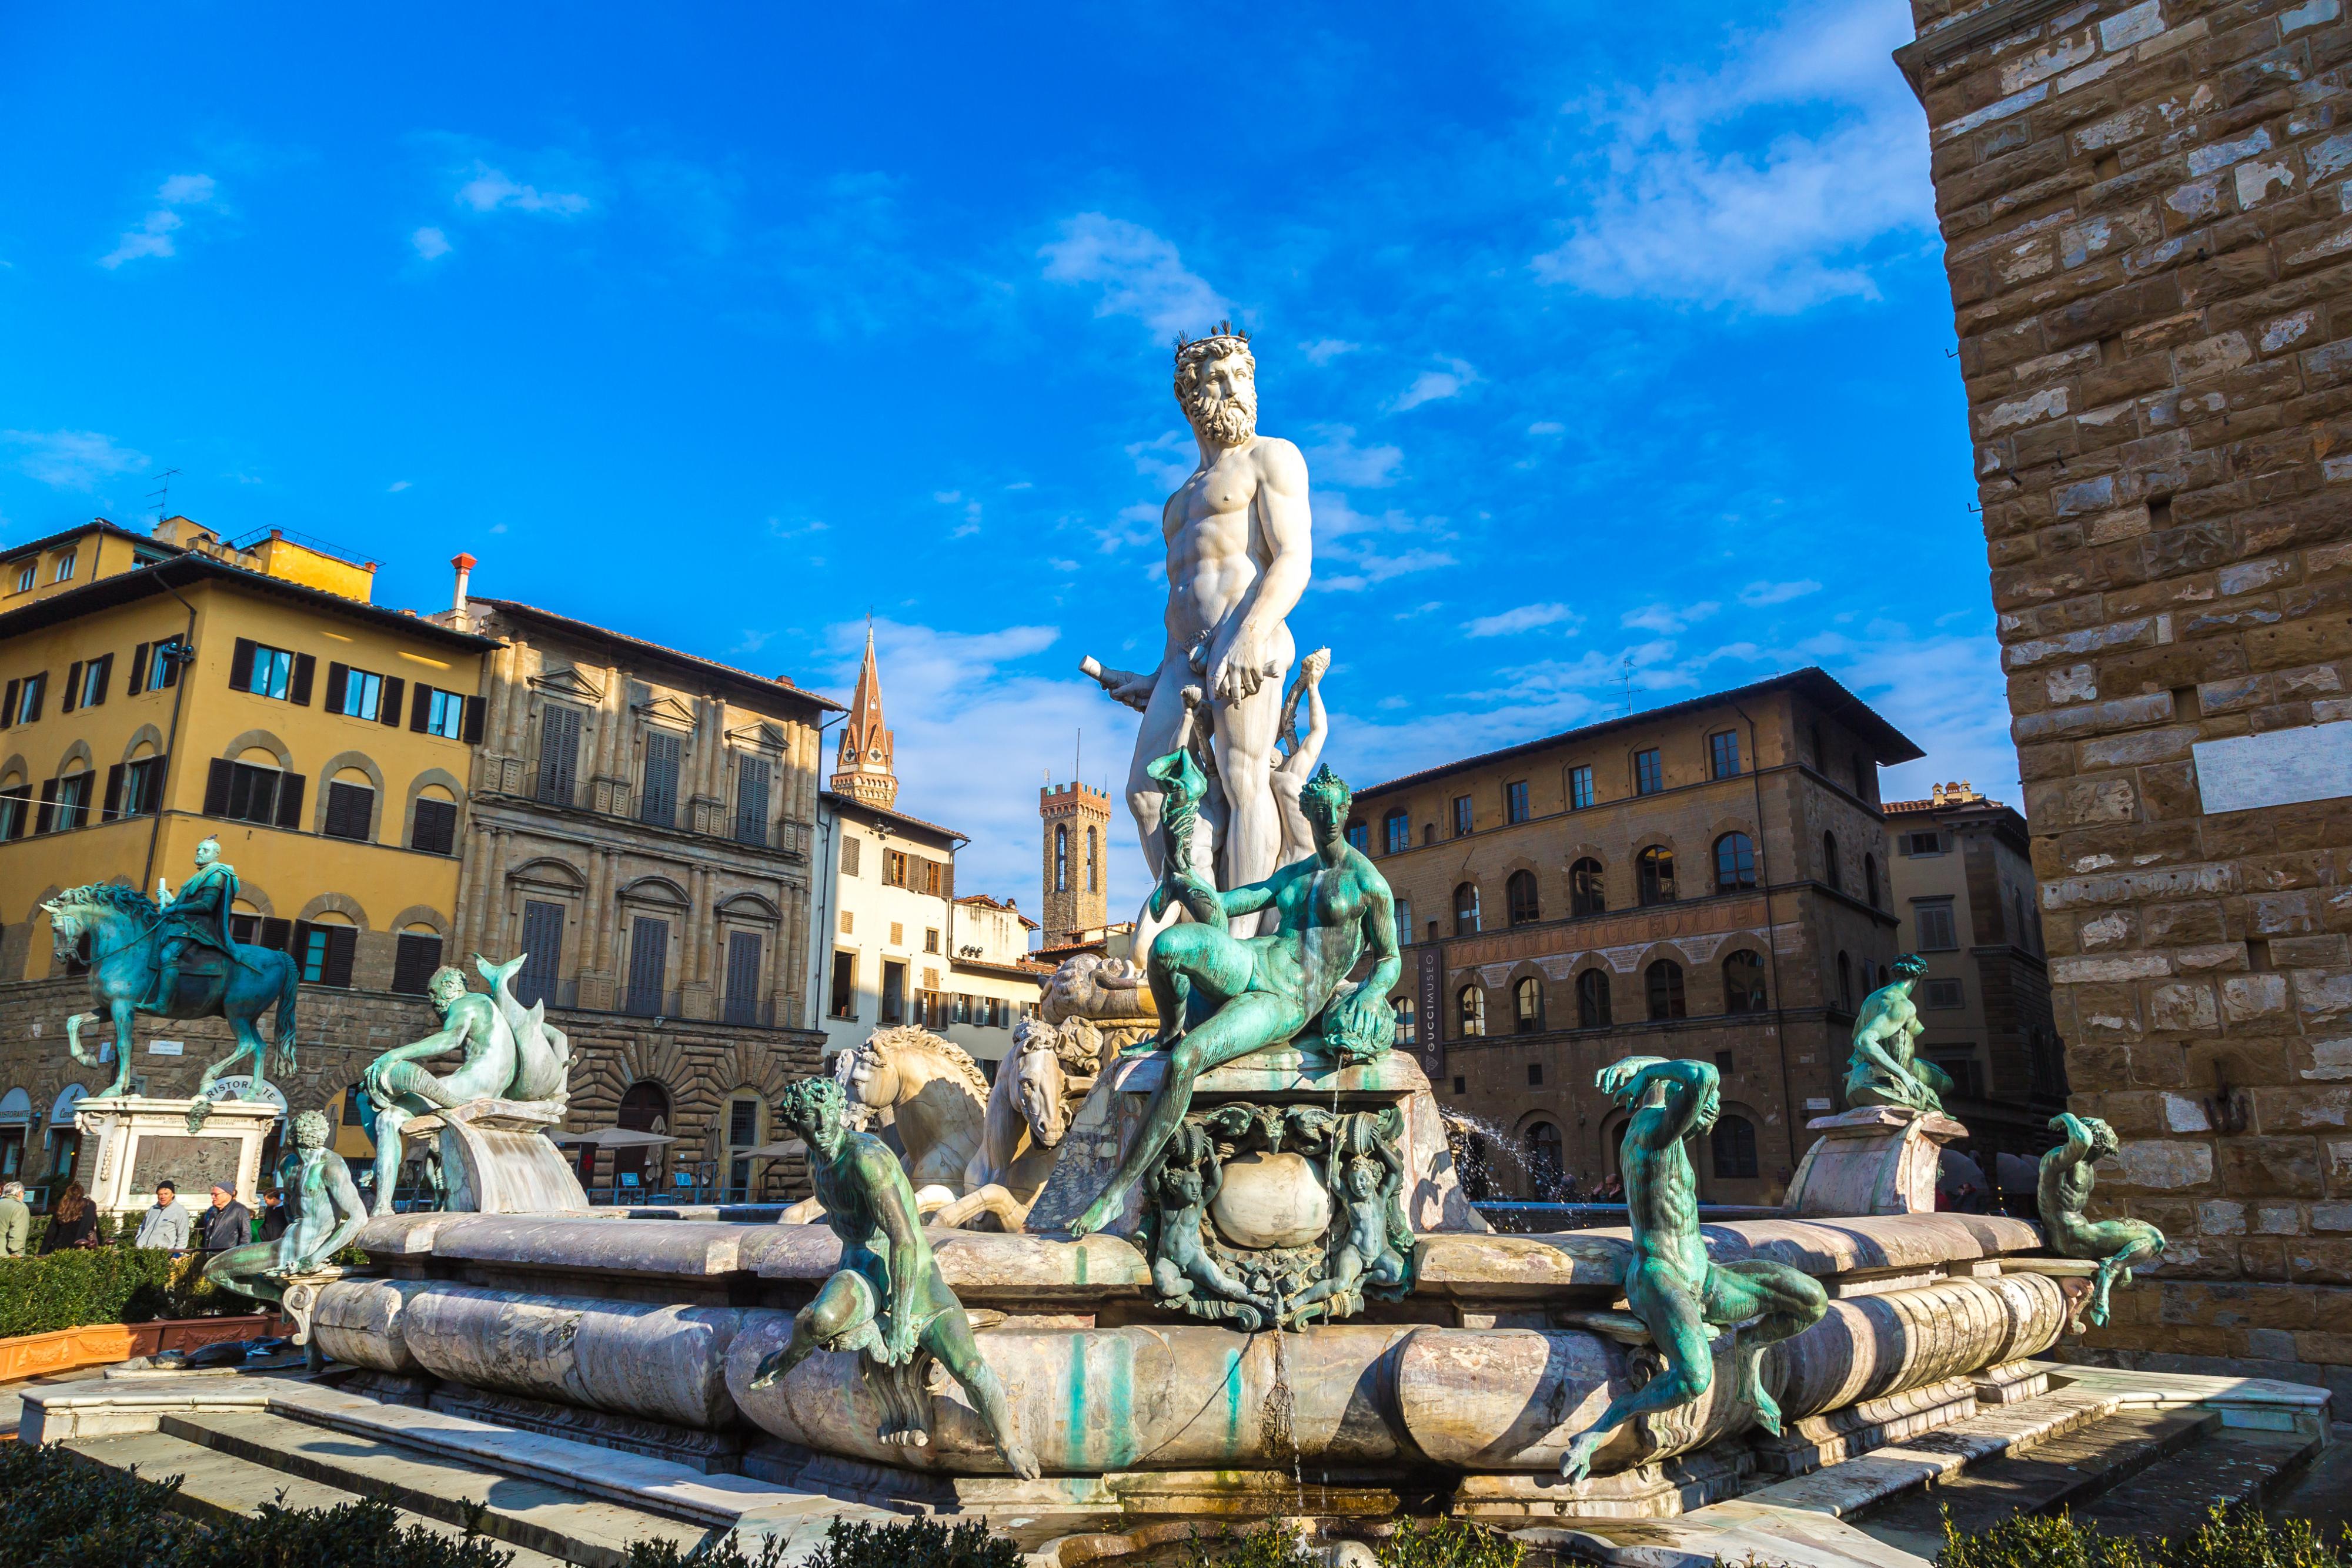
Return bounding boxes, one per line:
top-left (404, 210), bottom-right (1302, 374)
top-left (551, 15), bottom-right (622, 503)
top-left (450, 553), bottom-right (477, 618)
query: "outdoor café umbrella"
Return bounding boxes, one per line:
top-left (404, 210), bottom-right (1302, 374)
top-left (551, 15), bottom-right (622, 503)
top-left (550, 1128), bottom-right (677, 1149)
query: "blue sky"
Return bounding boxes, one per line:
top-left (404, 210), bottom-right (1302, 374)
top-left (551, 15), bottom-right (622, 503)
top-left (0, 1), bottom-right (2005, 911)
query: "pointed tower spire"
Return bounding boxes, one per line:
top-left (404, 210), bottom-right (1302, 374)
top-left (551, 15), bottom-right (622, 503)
top-left (831, 617), bottom-right (898, 808)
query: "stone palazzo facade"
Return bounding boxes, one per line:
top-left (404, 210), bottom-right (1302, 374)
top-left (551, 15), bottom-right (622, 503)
top-left (1357, 670), bottom-right (1922, 1206)
top-left (440, 594), bottom-right (839, 1201)
top-left (1903, 0), bottom-right (2352, 1402)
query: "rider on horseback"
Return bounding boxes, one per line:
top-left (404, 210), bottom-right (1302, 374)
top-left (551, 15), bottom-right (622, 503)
top-left (149, 837), bottom-right (244, 1009)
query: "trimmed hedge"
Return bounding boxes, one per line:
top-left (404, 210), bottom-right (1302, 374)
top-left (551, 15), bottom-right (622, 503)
top-left (0, 1441), bottom-right (513, 1567)
top-left (1938, 1507), bottom-right (2350, 1568)
top-left (0, 1245), bottom-right (235, 1339)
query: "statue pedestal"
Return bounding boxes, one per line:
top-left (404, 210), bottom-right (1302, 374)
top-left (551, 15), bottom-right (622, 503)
top-left (1023, 1042), bottom-right (1477, 1238)
top-left (406, 1098), bottom-right (589, 1215)
top-left (75, 1096), bottom-right (283, 1217)
top-left (1783, 1106), bottom-right (1967, 1217)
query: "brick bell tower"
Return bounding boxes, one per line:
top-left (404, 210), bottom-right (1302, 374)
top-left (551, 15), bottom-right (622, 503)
top-left (830, 622), bottom-right (898, 809)
top-left (1038, 779), bottom-right (1110, 947)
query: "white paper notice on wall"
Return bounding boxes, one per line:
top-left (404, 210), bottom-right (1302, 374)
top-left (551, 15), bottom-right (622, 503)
top-left (148, 1040), bottom-right (184, 1056)
top-left (2193, 722), bottom-right (2352, 814)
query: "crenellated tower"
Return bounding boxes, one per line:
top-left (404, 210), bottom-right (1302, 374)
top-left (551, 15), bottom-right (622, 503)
top-left (1039, 780), bottom-right (1110, 948)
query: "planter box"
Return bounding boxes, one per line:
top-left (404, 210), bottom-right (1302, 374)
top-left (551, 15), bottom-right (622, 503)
top-left (0, 1314), bottom-right (285, 1383)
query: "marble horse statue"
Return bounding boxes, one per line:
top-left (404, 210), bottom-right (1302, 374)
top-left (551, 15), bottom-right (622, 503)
top-left (2038, 1112), bottom-right (2166, 1326)
top-left (749, 1075), bottom-right (1040, 1479)
top-left (935, 1017), bottom-right (1098, 1231)
top-left (1557, 1057), bottom-right (1828, 1486)
top-left (831, 1026), bottom-right (991, 1194)
top-left (45, 841), bottom-right (300, 1105)
top-left (360, 954), bottom-right (573, 1216)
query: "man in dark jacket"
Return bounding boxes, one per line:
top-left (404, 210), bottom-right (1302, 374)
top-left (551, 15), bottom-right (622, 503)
top-left (258, 1188), bottom-right (290, 1243)
top-left (198, 1183), bottom-right (252, 1253)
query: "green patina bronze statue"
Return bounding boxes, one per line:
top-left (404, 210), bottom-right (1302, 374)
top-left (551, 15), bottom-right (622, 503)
top-left (2038, 1112), bottom-right (2166, 1326)
top-left (1067, 763), bottom-right (1402, 1239)
top-left (203, 1111), bottom-right (370, 1302)
top-left (749, 1076), bottom-right (1039, 1479)
top-left (1843, 954), bottom-right (1954, 1114)
top-left (1558, 1057), bottom-right (1828, 1486)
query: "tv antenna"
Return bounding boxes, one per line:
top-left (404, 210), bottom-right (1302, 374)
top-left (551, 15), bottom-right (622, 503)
top-left (146, 469), bottom-right (182, 523)
top-left (1620, 654), bottom-right (1635, 717)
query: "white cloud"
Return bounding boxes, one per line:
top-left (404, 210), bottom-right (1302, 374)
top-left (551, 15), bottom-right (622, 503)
top-left (734, 630), bottom-right (777, 654)
top-left (1301, 339), bottom-right (1359, 365)
top-left (1738, 577), bottom-right (1822, 606)
top-left (1312, 493), bottom-right (1458, 593)
top-left (1622, 600), bottom-right (1719, 634)
top-left (1392, 359), bottom-right (1479, 412)
top-left (1321, 546), bottom-right (1457, 593)
top-left (1465, 602), bottom-right (1581, 638)
top-left (1094, 501), bottom-right (1161, 554)
top-left (387, 480), bottom-right (413, 492)
top-left (456, 162), bottom-right (589, 216)
top-left (3, 429), bottom-right (149, 489)
top-left (1526, 420), bottom-right (1565, 436)
top-left (1533, 0), bottom-right (1934, 312)
top-left (1304, 424), bottom-right (1403, 488)
top-left (1125, 430), bottom-right (1194, 492)
top-left (99, 173), bottom-right (218, 269)
top-left (412, 226), bottom-right (452, 259)
top-left (1040, 213), bottom-right (1231, 339)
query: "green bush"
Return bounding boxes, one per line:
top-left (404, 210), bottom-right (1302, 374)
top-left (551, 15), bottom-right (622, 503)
top-left (0, 1442), bottom-right (513, 1567)
top-left (622, 1516), bottom-right (1023, 1568)
top-left (0, 1245), bottom-right (238, 1339)
top-left (1937, 1507), bottom-right (2350, 1568)
top-left (1180, 1519), bottom-right (1524, 1568)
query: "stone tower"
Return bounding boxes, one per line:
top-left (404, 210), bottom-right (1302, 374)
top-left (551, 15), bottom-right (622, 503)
top-left (1039, 780), bottom-right (1110, 947)
top-left (830, 624), bottom-right (897, 809)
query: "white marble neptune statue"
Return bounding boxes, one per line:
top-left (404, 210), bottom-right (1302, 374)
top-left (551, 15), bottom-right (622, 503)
top-left (1084, 325), bottom-right (1312, 942)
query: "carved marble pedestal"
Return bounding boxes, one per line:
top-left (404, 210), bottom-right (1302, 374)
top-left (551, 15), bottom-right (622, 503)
top-left (1782, 1105), bottom-right (1967, 1216)
top-left (406, 1098), bottom-right (589, 1214)
top-left (74, 1096), bottom-right (283, 1218)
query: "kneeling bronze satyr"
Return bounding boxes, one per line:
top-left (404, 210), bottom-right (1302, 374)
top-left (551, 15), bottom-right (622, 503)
top-left (1138, 1101), bottom-right (1413, 1329)
top-left (2038, 1112), bottom-right (2166, 1328)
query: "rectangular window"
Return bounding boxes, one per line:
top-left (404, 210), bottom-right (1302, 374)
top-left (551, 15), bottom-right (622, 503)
top-left (624, 917), bottom-right (670, 1016)
top-left (1568, 765), bottom-right (1593, 810)
top-left (1345, 821), bottom-right (1368, 851)
top-left (1915, 900), bottom-right (1959, 951)
top-left (392, 932), bottom-right (445, 995)
top-left (425, 688), bottom-right (466, 739)
top-left (323, 780), bottom-right (374, 841)
top-left (516, 901), bottom-right (566, 1006)
top-left (841, 836), bottom-right (861, 877)
top-left (142, 640), bottom-right (186, 693)
top-left (105, 754), bottom-right (166, 820)
top-left (953, 992), bottom-right (973, 1026)
top-left (1451, 795), bottom-right (1472, 837)
top-left (295, 923), bottom-right (357, 987)
top-left (72, 655), bottom-right (112, 711)
top-left (1920, 977), bottom-right (1965, 1010)
top-left (734, 755), bottom-right (771, 845)
top-left (1709, 730), bottom-right (1740, 779)
top-left (1903, 831), bottom-right (1943, 856)
top-left (235, 640), bottom-right (298, 701)
top-left (1633, 748), bottom-right (1663, 795)
top-left (1382, 811), bottom-right (1409, 855)
top-left (536, 704), bottom-right (582, 805)
top-left (0, 784), bottom-right (32, 840)
top-left (830, 950), bottom-right (856, 1019)
top-left (924, 927), bottom-right (940, 954)
top-left (3, 672), bottom-right (48, 726)
top-left (640, 730), bottom-right (683, 825)
top-left (880, 960), bottom-right (907, 1024)
top-left (1505, 780), bottom-right (1529, 824)
top-left (210, 760), bottom-right (288, 825)
top-left (723, 931), bottom-right (764, 1025)
top-left (43, 771), bottom-right (93, 833)
top-left (326, 664), bottom-right (383, 721)
top-left (1526, 1063), bottom-right (1542, 1087)
top-left (1394, 898), bottom-right (1413, 948)
top-left (411, 797), bottom-right (457, 855)
top-left (885, 849), bottom-right (909, 888)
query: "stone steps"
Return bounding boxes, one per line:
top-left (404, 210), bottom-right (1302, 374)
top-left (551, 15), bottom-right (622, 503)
top-left (59, 1429), bottom-right (574, 1567)
top-left (2069, 1426), bottom-right (2323, 1536)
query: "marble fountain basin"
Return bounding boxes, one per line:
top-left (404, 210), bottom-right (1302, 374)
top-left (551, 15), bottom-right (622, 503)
top-left (310, 1209), bottom-right (2074, 1512)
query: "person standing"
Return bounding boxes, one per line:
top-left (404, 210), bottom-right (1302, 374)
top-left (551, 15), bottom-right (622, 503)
top-left (134, 1181), bottom-right (191, 1251)
top-left (0, 1181), bottom-right (29, 1256)
top-left (258, 1188), bottom-right (290, 1245)
top-left (198, 1182), bottom-right (251, 1253)
top-left (38, 1181), bottom-right (98, 1252)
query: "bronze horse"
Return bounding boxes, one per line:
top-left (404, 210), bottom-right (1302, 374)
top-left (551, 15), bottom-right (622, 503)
top-left (41, 881), bottom-right (299, 1100)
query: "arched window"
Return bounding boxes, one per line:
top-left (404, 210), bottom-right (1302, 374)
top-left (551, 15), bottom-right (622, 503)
top-left (1393, 995), bottom-right (1418, 1047)
top-left (1382, 808), bottom-right (1409, 855)
top-left (1570, 857), bottom-right (1606, 917)
top-left (1863, 853), bottom-right (1880, 908)
top-left (1054, 824), bottom-right (1068, 893)
top-left (1577, 967), bottom-right (1612, 1028)
top-left (1713, 832), bottom-right (1757, 894)
top-left (612, 1079), bottom-right (672, 1192)
top-left (1822, 831), bottom-right (1841, 892)
top-left (1454, 882), bottom-right (1481, 936)
top-left (1837, 951), bottom-right (1854, 1009)
top-left (1086, 827), bottom-right (1099, 892)
top-left (1506, 869), bottom-right (1541, 927)
top-left (1646, 959), bottom-right (1686, 1021)
top-left (1637, 846), bottom-right (1677, 906)
top-left (1514, 976), bottom-right (1545, 1034)
top-left (1723, 949), bottom-right (1767, 1013)
top-left (1710, 1115), bottom-right (1759, 1179)
top-left (1526, 1121), bottom-right (1564, 1198)
top-left (1457, 985), bottom-right (1486, 1038)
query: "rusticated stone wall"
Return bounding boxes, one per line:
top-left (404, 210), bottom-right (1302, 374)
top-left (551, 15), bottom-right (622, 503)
top-left (1901, 0), bottom-right (2352, 1403)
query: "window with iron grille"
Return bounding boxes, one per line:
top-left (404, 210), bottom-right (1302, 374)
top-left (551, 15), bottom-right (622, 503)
top-left (1567, 765), bottom-right (1594, 810)
top-left (1709, 730), bottom-right (1740, 779)
top-left (1633, 748), bottom-right (1663, 795)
